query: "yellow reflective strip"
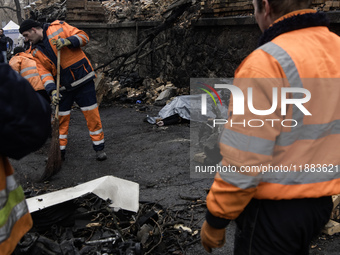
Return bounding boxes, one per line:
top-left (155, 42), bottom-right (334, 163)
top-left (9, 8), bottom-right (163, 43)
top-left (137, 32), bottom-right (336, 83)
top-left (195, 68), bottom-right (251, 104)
top-left (0, 200), bottom-right (29, 243)
top-left (0, 186), bottom-right (25, 228)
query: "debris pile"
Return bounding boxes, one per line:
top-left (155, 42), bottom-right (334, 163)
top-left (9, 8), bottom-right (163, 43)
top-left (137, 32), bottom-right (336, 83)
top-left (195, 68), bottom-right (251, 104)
top-left (96, 74), bottom-right (189, 106)
top-left (25, 0), bottom-right (199, 24)
top-left (24, 0), bottom-right (340, 24)
top-left (24, 0), bottom-right (67, 22)
top-left (101, 0), bottom-right (201, 26)
top-left (102, 0), bottom-right (173, 23)
top-left (16, 193), bottom-right (204, 254)
top-left (200, 0), bottom-right (340, 17)
top-left (322, 195), bottom-right (340, 235)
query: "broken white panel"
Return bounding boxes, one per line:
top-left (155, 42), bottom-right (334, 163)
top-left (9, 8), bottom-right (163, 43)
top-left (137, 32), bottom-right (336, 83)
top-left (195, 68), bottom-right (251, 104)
top-left (26, 175), bottom-right (139, 213)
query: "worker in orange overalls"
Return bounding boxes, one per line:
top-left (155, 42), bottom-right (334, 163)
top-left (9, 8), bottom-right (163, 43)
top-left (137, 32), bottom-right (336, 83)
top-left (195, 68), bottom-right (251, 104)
top-left (9, 46), bottom-right (50, 103)
top-left (200, 0), bottom-right (340, 254)
top-left (19, 19), bottom-right (107, 161)
top-left (0, 60), bottom-right (51, 254)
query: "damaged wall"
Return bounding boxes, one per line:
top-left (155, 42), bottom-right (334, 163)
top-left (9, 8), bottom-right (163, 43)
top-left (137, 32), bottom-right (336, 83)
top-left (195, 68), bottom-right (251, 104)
top-left (79, 11), bottom-right (340, 88)
top-left (80, 17), bottom-right (261, 87)
top-left (25, 1), bottom-right (340, 88)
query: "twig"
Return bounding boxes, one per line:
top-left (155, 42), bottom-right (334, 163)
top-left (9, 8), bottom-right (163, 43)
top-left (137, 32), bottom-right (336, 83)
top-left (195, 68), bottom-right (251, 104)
top-left (105, 208), bottom-right (125, 242)
top-left (145, 218), bottom-right (163, 255)
top-left (190, 215), bottom-right (206, 228)
top-left (176, 235), bottom-right (185, 254)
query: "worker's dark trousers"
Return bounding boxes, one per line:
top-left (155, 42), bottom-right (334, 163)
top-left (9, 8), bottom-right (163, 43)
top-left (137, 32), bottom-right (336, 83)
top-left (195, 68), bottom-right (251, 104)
top-left (234, 197), bottom-right (333, 255)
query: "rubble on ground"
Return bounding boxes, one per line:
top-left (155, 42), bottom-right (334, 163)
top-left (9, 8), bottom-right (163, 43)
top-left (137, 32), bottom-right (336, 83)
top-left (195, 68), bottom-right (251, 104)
top-left (95, 74), bottom-right (189, 106)
top-left (16, 188), bottom-right (204, 254)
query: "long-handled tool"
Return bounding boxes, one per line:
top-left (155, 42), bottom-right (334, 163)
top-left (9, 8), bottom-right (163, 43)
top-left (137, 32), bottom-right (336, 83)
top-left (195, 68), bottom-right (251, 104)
top-left (40, 49), bottom-right (62, 182)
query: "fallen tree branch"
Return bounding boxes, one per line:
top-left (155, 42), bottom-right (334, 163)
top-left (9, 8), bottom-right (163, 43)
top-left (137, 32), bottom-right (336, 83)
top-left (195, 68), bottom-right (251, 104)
top-left (95, 0), bottom-right (195, 77)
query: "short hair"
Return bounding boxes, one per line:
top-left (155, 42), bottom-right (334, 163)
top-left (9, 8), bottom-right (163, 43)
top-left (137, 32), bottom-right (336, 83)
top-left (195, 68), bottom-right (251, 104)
top-left (256, 0), bottom-right (312, 17)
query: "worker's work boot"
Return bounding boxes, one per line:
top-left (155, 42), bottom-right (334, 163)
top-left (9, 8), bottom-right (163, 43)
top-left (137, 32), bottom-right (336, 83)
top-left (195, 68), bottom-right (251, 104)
top-left (96, 150), bottom-right (107, 161)
top-left (61, 150), bottom-right (66, 161)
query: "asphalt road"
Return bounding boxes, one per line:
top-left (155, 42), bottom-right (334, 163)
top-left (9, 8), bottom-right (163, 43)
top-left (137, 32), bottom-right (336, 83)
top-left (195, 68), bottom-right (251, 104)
top-left (10, 103), bottom-right (340, 254)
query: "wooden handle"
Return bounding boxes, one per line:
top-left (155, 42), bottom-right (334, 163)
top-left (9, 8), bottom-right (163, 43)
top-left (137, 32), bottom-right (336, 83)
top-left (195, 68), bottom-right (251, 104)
top-left (55, 50), bottom-right (61, 119)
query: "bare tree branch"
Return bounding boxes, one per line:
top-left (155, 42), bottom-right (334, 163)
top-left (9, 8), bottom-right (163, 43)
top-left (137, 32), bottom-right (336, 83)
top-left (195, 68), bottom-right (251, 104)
top-left (0, 6), bottom-right (17, 12)
top-left (95, 0), bottom-right (194, 78)
top-left (0, 0), bottom-right (23, 24)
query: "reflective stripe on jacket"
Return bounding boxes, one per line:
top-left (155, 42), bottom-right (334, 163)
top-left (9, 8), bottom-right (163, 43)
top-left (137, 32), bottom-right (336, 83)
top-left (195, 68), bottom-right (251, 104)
top-left (31, 20), bottom-right (95, 94)
top-left (207, 10), bottom-right (340, 220)
top-left (0, 156), bottom-right (32, 255)
top-left (0, 62), bottom-right (51, 254)
top-left (9, 52), bottom-right (44, 91)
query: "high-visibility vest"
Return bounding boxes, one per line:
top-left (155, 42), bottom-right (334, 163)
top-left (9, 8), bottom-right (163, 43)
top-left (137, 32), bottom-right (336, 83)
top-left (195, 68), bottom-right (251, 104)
top-left (9, 52), bottom-right (44, 91)
top-left (207, 9), bottom-right (340, 220)
top-left (31, 20), bottom-right (95, 95)
top-left (0, 156), bottom-right (32, 255)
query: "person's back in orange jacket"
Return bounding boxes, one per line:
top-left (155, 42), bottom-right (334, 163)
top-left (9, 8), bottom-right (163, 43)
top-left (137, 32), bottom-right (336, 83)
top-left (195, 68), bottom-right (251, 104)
top-left (201, 1), bottom-right (340, 254)
top-left (9, 47), bottom-right (51, 103)
top-left (9, 48), bottom-right (44, 91)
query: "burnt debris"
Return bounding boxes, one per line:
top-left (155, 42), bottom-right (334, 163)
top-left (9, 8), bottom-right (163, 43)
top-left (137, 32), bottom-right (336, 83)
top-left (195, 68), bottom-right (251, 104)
top-left (15, 193), bottom-right (205, 255)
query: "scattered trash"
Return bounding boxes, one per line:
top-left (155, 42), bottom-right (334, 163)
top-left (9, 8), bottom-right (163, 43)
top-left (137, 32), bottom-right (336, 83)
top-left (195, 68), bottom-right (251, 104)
top-left (173, 224), bottom-right (192, 233)
top-left (26, 175), bottom-right (140, 213)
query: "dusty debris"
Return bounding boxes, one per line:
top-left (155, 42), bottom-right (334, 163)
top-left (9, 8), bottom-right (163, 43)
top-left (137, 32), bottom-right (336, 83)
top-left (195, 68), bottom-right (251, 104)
top-left (26, 0), bottom-right (200, 24)
top-left (25, 0), bottom-right (67, 22)
top-left (16, 187), bottom-right (205, 254)
top-left (25, 0), bottom-right (340, 24)
top-left (322, 194), bottom-right (340, 235)
top-left (96, 74), bottom-right (189, 106)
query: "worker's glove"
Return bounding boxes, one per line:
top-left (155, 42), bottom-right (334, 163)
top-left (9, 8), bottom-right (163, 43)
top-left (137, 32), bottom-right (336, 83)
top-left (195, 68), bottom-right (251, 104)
top-left (51, 89), bottom-right (62, 105)
top-left (56, 38), bottom-right (71, 50)
top-left (200, 221), bottom-right (226, 253)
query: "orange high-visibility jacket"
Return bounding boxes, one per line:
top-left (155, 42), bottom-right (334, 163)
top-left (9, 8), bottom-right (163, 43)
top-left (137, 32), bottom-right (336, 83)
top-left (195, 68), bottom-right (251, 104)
top-left (0, 156), bottom-right (33, 255)
top-left (9, 52), bottom-right (44, 91)
top-left (207, 10), bottom-right (340, 221)
top-left (31, 20), bottom-right (95, 95)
